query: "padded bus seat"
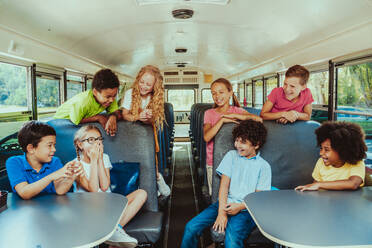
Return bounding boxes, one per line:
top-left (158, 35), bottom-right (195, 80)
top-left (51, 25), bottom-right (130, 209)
top-left (210, 120), bottom-right (321, 245)
top-left (48, 119), bottom-right (163, 245)
top-left (126, 210), bottom-right (164, 243)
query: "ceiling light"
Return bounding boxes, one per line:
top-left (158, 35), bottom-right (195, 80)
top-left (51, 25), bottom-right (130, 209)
top-left (172, 9), bottom-right (194, 19)
top-left (175, 48), bottom-right (187, 53)
top-left (136, 0), bottom-right (229, 5)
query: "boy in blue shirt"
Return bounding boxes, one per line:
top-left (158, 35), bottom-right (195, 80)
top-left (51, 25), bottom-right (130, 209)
top-left (181, 120), bottom-right (272, 248)
top-left (6, 121), bottom-right (84, 199)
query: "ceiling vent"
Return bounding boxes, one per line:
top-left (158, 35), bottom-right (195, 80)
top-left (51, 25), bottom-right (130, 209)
top-left (175, 48), bottom-right (187, 53)
top-left (172, 9), bottom-right (194, 19)
top-left (183, 71), bottom-right (198, 75)
top-left (164, 71), bottom-right (179, 76)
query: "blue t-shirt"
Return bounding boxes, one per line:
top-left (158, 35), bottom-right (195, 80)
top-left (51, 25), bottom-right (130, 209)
top-left (6, 154), bottom-right (63, 194)
top-left (216, 150), bottom-right (272, 203)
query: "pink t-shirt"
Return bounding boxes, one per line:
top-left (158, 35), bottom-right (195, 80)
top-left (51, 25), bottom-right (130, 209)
top-left (204, 106), bottom-right (245, 167)
top-left (268, 87), bottom-right (313, 113)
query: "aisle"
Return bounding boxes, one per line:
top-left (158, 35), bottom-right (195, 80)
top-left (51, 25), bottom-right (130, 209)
top-left (166, 142), bottom-right (199, 248)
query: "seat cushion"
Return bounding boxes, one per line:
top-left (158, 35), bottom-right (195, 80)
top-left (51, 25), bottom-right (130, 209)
top-left (125, 211), bottom-right (163, 244)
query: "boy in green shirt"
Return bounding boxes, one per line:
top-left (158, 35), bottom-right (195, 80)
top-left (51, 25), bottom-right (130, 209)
top-left (54, 69), bottom-right (120, 136)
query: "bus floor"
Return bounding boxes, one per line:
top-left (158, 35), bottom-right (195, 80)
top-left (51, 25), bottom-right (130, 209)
top-left (165, 141), bottom-right (204, 248)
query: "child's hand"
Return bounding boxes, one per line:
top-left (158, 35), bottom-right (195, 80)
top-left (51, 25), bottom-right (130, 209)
top-left (213, 213), bottom-right (228, 233)
top-left (282, 111), bottom-right (298, 123)
top-left (87, 143), bottom-right (100, 163)
top-left (98, 142), bottom-right (104, 163)
top-left (97, 115), bottom-right (109, 129)
top-left (224, 203), bottom-right (243, 215)
top-left (295, 182), bottom-right (320, 191)
top-left (105, 115), bottom-right (117, 136)
top-left (72, 161), bottom-right (86, 179)
top-left (145, 109), bottom-right (153, 118)
top-left (253, 116), bottom-right (263, 123)
top-left (139, 110), bottom-right (151, 122)
top-left (276, 117), bottom-right (288, 124)
top-left (52, 162), bottom-right (75, 180)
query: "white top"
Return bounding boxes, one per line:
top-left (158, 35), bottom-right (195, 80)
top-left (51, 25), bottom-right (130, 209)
top-left (73, 153), bottom-right (113, 192)
top-left (122, 88), bottom-right (151, 110)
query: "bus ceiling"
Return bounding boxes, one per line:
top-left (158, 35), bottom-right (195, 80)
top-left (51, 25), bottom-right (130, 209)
top-left (0, 0), bottom-right (371, 79)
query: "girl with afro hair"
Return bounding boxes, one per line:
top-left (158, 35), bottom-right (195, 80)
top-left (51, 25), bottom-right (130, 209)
top-left (296, 121), bottom-right (367, 191)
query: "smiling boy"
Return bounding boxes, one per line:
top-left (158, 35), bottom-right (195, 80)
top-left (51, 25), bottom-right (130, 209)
top-left (181, 120), bottom-right (271, 248)
top-left (6, 121), bottom-right (83, 199)
top-left (260, 65), bottom-right (313, 124)
top-left (54, 69), bottom-right (120, 136)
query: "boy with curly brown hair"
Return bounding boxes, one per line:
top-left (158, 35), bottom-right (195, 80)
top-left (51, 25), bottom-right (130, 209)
top-left (181, 120), bottom-right (271, 248)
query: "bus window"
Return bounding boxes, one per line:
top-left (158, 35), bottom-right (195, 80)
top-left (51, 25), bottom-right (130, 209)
top-left (254, 80), bottom-right (263, 107)
top-left (0, 62), bottom-right (30, 139)
top-left (246, 83), bottom-right (252, 107)
top-left (238, 83), bottom-right (244, 103)
top-left (265, 77), bottom-right (277, 100)
top-left (201, 88), bottom-right (213, 103)
top-left (0, 62), bottom-right (28, 114)
top-left (308, 71), bottom-right (328, 105)
top-left (86, 78), bottom-right (92, 90)
top-left (167, 89), bottom-right (195, 124)
top-left (36, 75), bottom-right (60, 120)
top-left (336, 62), bottom-right (372, 136)
top-left (167, 89), bottom-right (195, 111)
top-left (67, 81), bottom-right (83, 100)
top-left (308, 71), bottom-right (329, 123)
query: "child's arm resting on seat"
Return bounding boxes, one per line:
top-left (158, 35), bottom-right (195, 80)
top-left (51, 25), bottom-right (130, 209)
top-left (80, 115), bottom-right (108, 128)
top-left (295, 176), bottom-right (363, 191)
top-left (15, 162), bottom-right (74, 199)
top-left (223, 111), bottom-right (262, 123)
top-left (293, 104), bottom-right (312, 121)
top-left (260, 100), bottom-right (296, 122)
top-left (204, 118), bottom-right (238, 142)
top-left (104, 110), bottom-right (120, 136)
top-left (213, 174), bottom-right (230, 233)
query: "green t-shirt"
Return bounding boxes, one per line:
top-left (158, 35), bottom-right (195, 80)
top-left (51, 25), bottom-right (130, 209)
top-left (54, 90), bottom-right (119, 125)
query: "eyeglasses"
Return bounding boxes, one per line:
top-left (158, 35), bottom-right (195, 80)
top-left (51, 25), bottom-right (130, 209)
top-left (81, 137), bottom-right (104, 144)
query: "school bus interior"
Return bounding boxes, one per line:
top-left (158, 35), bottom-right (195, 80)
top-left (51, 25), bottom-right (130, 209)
top-left (1, 1), bottom-right (372, 247)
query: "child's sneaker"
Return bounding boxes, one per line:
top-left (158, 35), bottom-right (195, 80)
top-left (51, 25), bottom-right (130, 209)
top-left (105, 226), bottom-right (138, 248)
top-left (157, 173), bottom-right (170, 197)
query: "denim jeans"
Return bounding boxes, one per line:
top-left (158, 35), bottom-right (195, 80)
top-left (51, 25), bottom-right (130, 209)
top-left (181, 202), bottom-right (256, 248)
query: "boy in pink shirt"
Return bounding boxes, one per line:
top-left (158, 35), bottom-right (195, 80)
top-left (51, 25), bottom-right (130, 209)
top-left (260, 65), bottom-right (313, 124)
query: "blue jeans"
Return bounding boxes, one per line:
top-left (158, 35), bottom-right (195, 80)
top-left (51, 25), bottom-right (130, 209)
top-left (181, 202), bottom-right (256, 248)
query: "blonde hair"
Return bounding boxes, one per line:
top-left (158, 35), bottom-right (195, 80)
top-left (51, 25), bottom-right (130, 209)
top-left (73, 125), bottom-right (102, 161)
top-left (211, 78), bottom-right (240, 108)
top-left (130, 65), bottom-right (165, 130)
